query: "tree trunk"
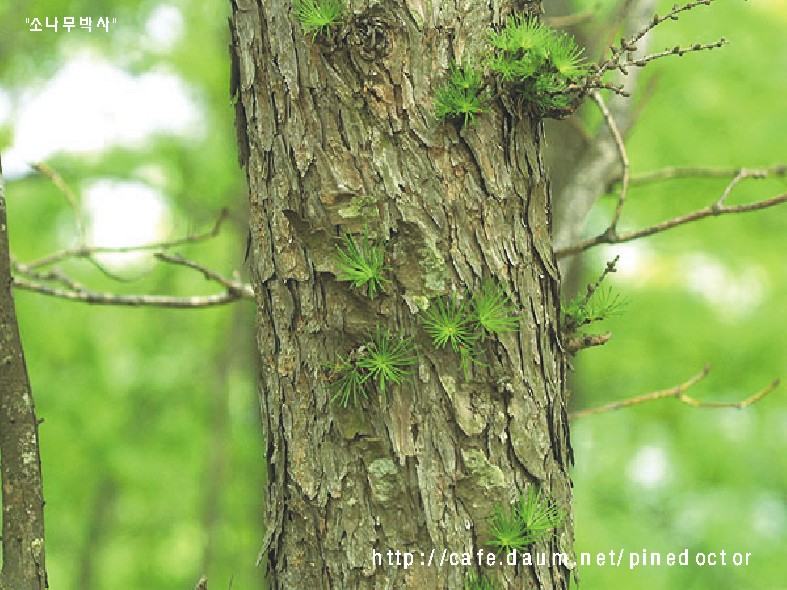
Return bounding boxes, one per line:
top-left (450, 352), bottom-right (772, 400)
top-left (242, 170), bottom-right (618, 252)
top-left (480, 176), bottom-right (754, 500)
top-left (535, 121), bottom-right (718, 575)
top-left (230, 2), bottom-right (573, 588)
top-left (0, 161), bottom-right (48, 589)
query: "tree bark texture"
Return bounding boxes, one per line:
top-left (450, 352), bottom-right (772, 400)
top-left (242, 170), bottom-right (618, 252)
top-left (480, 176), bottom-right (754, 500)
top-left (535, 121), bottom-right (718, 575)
top-left (230, 2), bottom-right (573, 588)
top-left (0, 160), bottom-right (48, 589)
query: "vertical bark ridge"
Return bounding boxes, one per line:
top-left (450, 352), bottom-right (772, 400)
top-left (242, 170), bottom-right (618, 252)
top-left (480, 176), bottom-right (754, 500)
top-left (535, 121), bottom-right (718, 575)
top-left (231, 1), bottom-right (573, 587)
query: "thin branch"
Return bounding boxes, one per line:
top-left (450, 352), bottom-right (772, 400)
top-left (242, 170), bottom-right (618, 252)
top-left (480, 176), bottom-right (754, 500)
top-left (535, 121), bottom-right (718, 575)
top-left (12, 258), bottom-right (85, 291)
top-left (22, 208), bottom-right (230, 270)
top-left (620, 38), bottom-right (727, 72)
top-left (31, 162), bottom-right (85, 237)
top-left (596, 0), bottom-right (720, 78)
top-left (30, 161), bottom-right (171, 284)
top-left (579, 255), bottom-right (619, 311)
top-left (569, 364), bottom-right (780, 419)
top-left (556, 190), bottom-right (787, 259)
top-left (627, 164), bottom-right (787, 185)
top-left (553, 0), bottom-right (657, 255)
top-left (154, 252), bottom-right (247, 295)
top-left (13, 277), bottom-right (254, 308)
top-left (598, 0), bottom-right (636, 63)
top-left (592, 91), bottom-right (629, 230)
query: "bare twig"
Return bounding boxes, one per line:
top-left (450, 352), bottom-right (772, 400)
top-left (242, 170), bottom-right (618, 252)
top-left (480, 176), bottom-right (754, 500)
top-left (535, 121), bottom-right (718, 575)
top-left (11, 258), bottom-right (85, 291)
top-left (32, 162), bottom-right (85, 236)
top-left (620, 38), bottom-right (727, 72)
top-left (596, 0), bottom-right (720, 78)
top-left (554, 0), bottom-right (657, 257)
top-left (22, 208), bottom-right (230, 270)
top-left (626, 164), bottom-right (787, 185)
top-left (11, 174), bottom-right (247, 308)
top-left (579, 255), bottom-right (619, 311)
top-left (563, 256), bottom-right (623, 334)
top-left (569, 364), bottom-right (780, 419)
top-left (13, 276), bottom-right (254, 308)
top-left (592, 91), bottom-right (629, 230)
top-left (556, 190), bottom-right (787, 259)
top-left (155, 252), bottom-right (247, 295)
top-left (598, 0), bottom-right (636, 63)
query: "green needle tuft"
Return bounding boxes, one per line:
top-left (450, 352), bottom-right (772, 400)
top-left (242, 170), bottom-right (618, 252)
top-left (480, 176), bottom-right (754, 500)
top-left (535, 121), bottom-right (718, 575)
top-left (335, 231), bottom-right (390, 299)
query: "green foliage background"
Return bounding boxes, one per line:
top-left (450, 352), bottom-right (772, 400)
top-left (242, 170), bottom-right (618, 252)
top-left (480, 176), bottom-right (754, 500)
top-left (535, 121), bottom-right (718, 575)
top-left (565, 1), bottom-right (787, 589)
top-left (0, 1), bottom-right (784, 589)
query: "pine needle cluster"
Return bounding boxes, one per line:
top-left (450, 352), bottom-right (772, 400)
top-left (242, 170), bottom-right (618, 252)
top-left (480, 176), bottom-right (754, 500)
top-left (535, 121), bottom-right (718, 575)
top-left (563, 286), bottom-right (626, 333)
top-left (292, 0), bottom-right (345, 39)
top-left (328, 327), bottom-right (417, 407)
top-left (487, 15), bottom-right (587, 113)
top-left (419, 280), bottom-right (518, 372)
top-left (486, 485), bottom-right (566, 554)
top-left (335, 231), bottom-right (390, 299)
top-left (434, 62), bottom-right (490, 128)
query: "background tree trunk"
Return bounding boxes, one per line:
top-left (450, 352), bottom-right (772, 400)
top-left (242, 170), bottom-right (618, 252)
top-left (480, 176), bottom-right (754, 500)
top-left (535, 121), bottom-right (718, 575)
top-left (0, 160), bottom-right (48, 589)
top-left (230, 1), bottom-right (573, 587)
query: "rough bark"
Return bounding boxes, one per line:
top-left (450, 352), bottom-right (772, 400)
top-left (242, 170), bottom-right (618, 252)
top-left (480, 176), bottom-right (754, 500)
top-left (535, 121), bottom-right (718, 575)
top-left (0, 159), bottom-right (48, 589)
top-left (230, 2), bottom-right (573, 588)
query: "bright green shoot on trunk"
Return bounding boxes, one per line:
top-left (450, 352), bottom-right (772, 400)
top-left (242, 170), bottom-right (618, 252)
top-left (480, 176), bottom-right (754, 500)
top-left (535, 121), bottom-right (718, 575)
top-left (292, 0), bottom-right (344, 39)
top-left (471, 280), bottom-right (519, 340)
top-left (434, 61), bottom-right (489, 128)
top-left (358, 328), bottom-right (417, 397)
top-left (328, 353), bottom-right (367, 408)
top-left (420, 292), bottom-right (478, 353)
top-left (328, 328), bottom-right (417, 406)
top-left (486, 485), bottom-right (566, 554)
top-left (335, 231), bottom-right (390, 299)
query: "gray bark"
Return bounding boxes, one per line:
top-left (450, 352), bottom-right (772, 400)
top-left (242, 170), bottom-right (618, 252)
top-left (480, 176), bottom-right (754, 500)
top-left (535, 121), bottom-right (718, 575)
top-left (230, 2), bottom-right (573, 588)
top-left (0, 159), bottom-right (48, 589)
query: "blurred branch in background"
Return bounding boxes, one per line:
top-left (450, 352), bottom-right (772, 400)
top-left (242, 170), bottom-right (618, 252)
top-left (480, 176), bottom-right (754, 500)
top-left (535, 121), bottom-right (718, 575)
top-left (556, 166), bottom-right (787, 259)
top-left (554, 0), bottom-right (734, 267)
top-left (570, 364), bottom-right (780, 419)
top-left (553, 0), bottom-right (787, 263)
top-left (10, 163), bottom-right (253, 308)
top-left (553, 0), bottom-right (657, 280)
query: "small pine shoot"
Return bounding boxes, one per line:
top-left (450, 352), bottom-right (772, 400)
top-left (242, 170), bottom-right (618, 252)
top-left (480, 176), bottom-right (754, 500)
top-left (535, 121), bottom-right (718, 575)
top-left (419, 282), bottom-right (519, 375)
top-left (486, 485), bottom-right (565, 554)
top-left (488, 15), bottom-right (549, 56)
top-left (335, 232), bottom-right (390, 299)
top-left (548, 31), bottom-right (587, 80)
top-left (563, 287), bottom-right (626, 332)
top-left (434, 62), bottom-right (489, 127)
top-left (486, 502), bottom-right (531, 554)
top-left (471, 280), bottom-right (519, 341)
top-left (328, 353), bottom-right (368, 408)
top-left (486, 13), bottom-right (587, 115)
top-left (420, 293), bottom-right (478, 353)
top-left (328, 327), bottom-right (417, 406)
top-left (516, 485), bottom-right (566, 542)
top-left (358, 328), bottom-right (417, 397)
top-left (292, 0), bottom-right (344, 39)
